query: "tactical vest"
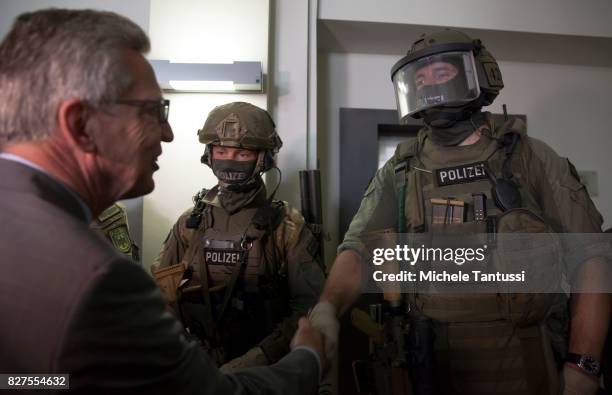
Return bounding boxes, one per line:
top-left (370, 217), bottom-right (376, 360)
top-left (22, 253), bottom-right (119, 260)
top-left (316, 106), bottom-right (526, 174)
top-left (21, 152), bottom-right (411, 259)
top-left (91, 203), bottom-right (139, 261)
top-left (393, 118), bottom-right (565, 394)
top-left (177, 191), bottom-right (287, 366)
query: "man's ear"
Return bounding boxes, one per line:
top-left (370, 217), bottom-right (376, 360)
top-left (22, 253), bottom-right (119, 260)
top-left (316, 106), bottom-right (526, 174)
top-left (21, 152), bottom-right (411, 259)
top-left (57, 99), bottom-right (97, 152)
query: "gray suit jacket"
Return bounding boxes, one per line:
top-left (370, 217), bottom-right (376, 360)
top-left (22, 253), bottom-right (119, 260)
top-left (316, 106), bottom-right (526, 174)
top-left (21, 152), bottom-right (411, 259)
top-left (0, 158), bottom-right (319, 394)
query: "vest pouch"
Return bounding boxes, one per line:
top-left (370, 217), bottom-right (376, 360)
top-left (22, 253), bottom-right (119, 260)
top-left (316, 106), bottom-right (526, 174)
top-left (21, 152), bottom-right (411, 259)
top-left (494, 208), bottom-right (564, 327)
top-left (427, 221), bottom-right (491, 287)
top-left (223, 291), bottom-right (268, 360)
top-left (182, 300), bottom-right (227, 367)
top-left (258, 274), bottom-right (288, 333)
top-left (178, 287), bottom-right (217, 347)
top-left (415, 293), bottom-right (505, 323)
top-left (412, 220), bottom-right (501, 322)
top-left (429, 221), bottom-right (489, 247)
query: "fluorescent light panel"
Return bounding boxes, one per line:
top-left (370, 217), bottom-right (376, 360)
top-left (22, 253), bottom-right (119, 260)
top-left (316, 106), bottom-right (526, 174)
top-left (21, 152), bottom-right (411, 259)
top-left (169, 80), bottom-right (236, 91)
top-left (150, 60), bottom-right (263, 93)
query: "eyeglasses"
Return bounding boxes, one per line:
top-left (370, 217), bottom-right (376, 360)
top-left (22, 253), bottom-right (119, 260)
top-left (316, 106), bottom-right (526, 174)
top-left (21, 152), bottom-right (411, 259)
top-left (112, 99), bottom-right (170, 123)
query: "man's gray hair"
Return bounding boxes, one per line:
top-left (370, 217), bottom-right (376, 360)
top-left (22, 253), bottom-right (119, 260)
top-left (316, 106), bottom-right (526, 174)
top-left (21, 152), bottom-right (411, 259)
top-left (0, 8), bottom-right (151, 146)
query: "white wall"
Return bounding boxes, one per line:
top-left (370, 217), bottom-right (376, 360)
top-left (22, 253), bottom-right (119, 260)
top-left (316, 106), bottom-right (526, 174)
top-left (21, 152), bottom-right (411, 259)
top-left (268, 0), bottom-right (312, 205)
top-left (319, 51), bottom-right (612, 261)
top-left (318, 52), bottom-right (396, 263)
top-left (318, 0), bottom-right (612, 38)
top-left (148, 0), bottom-right (268, 65)
top-left (143, 0), bottom-right (269, 270)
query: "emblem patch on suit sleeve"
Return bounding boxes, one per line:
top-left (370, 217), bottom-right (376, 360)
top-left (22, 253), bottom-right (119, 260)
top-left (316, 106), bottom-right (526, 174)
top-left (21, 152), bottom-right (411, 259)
top-left (109, 226), bottom-right (132, 254)
top-left (435, 161), bottom-right (487, 187)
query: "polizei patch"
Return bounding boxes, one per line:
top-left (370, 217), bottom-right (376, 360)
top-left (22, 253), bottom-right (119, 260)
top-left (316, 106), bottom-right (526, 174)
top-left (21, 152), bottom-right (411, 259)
top-left (204, 248), bottom-right (245, 266)
top-left (435, 161), bottom-right (487, 187)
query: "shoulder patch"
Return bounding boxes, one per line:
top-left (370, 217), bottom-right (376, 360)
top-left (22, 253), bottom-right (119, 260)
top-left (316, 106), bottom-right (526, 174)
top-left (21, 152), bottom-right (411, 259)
top-left (108, 226), bottom-right (132, 254)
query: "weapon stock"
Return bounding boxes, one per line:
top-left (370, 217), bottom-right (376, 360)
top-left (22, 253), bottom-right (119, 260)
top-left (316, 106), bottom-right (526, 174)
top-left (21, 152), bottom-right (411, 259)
top-left (351, 307), bottom-right (413, 395)
top-left (351, 308), bottom-right (384, 339)
top-left (152, 263), bottom-right (186, 303)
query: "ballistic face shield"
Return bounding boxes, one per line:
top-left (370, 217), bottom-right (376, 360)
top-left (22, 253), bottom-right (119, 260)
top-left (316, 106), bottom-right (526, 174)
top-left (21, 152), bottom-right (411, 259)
top-left (392, 50), bottom-right (480, 121)
top-left (391, 29), bottom-right (504, 124)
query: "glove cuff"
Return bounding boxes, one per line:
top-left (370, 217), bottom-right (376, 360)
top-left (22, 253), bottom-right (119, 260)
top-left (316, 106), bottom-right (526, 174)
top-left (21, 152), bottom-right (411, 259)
top-left (309, 301), bottom-right (338, 321)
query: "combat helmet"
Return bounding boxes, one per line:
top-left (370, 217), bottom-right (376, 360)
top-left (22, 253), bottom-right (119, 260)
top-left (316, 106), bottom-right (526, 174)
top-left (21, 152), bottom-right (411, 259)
top-left (390, 29), bottom-right (503, 125)
top-left (198, 102), bottom-right (283, 175)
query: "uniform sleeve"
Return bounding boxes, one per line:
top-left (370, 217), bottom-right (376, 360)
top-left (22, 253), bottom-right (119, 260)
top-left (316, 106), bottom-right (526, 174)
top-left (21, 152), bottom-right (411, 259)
top-left (338, 158), bottom-right (399, 257)
top-left (522, 137), bottom-right (602, 233)
top-left (520, 137), bottom-right (612, 275)
top-left (59, 259), bottom-right (320, 395)
top-left (257, 206), bottom-right (325, 363)
top-left (151, 208), bottom-right (194, 273)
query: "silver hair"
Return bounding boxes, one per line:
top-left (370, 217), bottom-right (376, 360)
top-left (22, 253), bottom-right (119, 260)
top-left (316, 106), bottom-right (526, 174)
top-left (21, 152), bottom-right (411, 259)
top-left (0, 8), bottom-right (151, 146)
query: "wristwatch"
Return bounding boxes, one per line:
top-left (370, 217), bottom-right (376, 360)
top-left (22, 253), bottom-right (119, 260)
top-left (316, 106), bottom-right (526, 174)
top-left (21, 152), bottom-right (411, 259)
top-left (565, 353), bottom-right (602, 377)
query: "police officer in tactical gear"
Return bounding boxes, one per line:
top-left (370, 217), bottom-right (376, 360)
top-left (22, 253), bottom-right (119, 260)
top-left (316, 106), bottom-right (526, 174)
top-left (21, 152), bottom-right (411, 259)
top-left (309, 30), bottom-right (611, 394)
top-left (153, 102), bottom-right (325, 373)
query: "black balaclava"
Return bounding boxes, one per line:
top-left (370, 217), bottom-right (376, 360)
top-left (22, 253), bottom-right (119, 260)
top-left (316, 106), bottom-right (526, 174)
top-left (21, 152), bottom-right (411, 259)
top-left (417, 59), bottom-right (485, 146)
top-left (425, 109), bottom-right (486, 146)
top-left (212, 159), bottom-right (264, 214)
top-left (212, 159), bottom-right (257, 185)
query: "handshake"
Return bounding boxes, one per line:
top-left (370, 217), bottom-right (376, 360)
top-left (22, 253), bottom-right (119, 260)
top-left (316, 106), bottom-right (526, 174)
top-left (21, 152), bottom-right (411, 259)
top-left (290, 302), bottom-right (339, 378)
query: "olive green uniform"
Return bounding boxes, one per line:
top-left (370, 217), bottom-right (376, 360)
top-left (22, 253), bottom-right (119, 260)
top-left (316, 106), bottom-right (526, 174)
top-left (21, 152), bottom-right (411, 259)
top-left (154, 184), bottom-right (325, 366)
top-left (91, 202), bottom-right (139, 261)
top-left (340, 114), bottom-right (610, 394)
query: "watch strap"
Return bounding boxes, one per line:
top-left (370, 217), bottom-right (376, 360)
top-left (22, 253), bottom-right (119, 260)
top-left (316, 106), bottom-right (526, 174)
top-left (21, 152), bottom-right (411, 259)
top-left (565, 353), bottom-right (602, 377)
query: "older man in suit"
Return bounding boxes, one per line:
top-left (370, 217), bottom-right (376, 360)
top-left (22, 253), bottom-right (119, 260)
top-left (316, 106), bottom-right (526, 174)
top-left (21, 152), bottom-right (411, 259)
top-left (0, 8), bottom-right (324, 394)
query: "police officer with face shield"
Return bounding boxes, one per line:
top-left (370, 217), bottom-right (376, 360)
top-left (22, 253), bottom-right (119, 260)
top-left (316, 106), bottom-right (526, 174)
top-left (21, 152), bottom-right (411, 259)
top-left (391, 30), bottom-right (501, 145)
top-left (153, 102), bottom-right (325, 373)
top-left (308, 30), bottom-right (611, 394)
